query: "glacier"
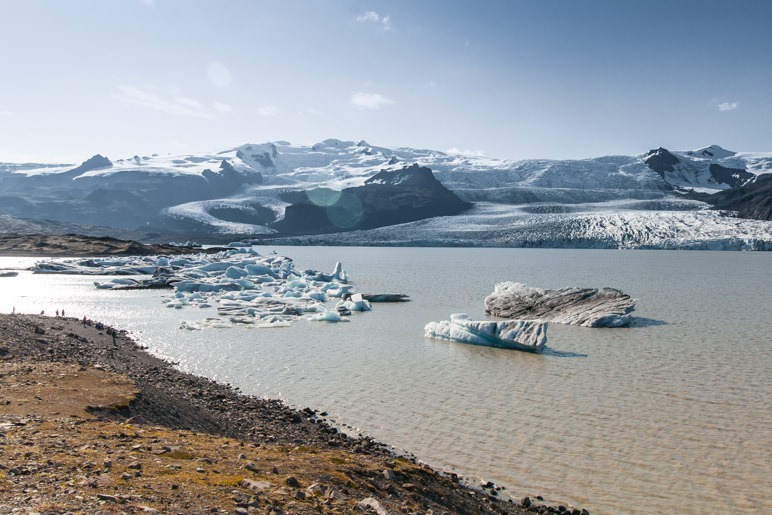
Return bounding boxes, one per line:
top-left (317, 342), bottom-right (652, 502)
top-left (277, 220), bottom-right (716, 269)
top-left (2, 139), bottom-right (772, 249)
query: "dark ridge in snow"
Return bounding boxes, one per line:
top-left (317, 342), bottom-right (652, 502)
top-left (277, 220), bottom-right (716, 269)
top-left (237, 145), bottom-right (277, 169)
top-left (364, 164), bottom-right (439, 187)
top-left (708, 174), bottom-right (772, 220)
top-left (707, 164), bottom-right (755, 188)
top-left (643, 147), bottom-right (680, 178)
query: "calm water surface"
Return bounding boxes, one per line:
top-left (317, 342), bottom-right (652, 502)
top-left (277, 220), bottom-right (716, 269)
top-left (1, 248), bottom-right (770, 514)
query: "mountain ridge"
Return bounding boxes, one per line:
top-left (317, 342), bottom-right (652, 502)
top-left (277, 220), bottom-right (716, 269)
top-left (1, 140), bottom-right (771, 249)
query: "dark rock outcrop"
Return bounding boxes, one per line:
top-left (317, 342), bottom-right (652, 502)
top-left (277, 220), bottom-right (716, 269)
top-left (708, 174), bottom-right (772, 220)
top-left (707, 163), bottom-right (755, 189)
top-left (643, 147), bottom-right (680, 178)
top-left (272, 164), bottom-right (471, 235)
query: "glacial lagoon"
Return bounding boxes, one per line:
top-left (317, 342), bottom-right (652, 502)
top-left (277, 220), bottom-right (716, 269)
top-left (1, 247), bottom-right (770, 514)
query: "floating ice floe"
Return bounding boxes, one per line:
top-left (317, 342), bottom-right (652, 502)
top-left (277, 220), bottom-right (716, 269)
top-left (32, 246), bottom-right (368, 329)
top-left (484, 282), bottom-right (635, 327)
top-left (424, 313), bottom-right (547, 352)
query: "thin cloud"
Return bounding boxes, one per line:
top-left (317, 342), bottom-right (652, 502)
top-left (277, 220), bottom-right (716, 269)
top-left (356, 11), bottom-right (392, 30)
top-left (447, 148), bottom-right (486, 157)
top-left (351, 92), bottom-right (394, 110)
top-left (174, 96), bottom-right (203, 111)
top-left (213, 102), bottom-right (232, 113)
top-left (718, 101), bottom-right (738, 112)
top-left (112, 85), bottom-right (213, 118)
top-left (306, 108), bottom-right (324, 117)
top-left (356, 11), bottom-right (379, 22)
top-left (0, 110), bottom-right (12, 116)
top-left (207, 62), bottom-right (232, 89)
top-left (257, 105), bottom-right (279, 117)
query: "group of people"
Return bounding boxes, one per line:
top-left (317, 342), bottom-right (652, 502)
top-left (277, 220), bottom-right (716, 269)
top-left (9, 307), bottom-right (81, 320)
top-left (29, 308), bottom-right (67, 317)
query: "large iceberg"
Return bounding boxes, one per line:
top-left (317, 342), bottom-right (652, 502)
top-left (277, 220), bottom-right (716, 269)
top-left (484, 282), bottom-right (635, 327)
top-left (424, 313), bottom-right (547, 352)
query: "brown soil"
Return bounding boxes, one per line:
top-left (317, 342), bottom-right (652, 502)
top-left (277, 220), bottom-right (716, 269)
top-left (0, 314), bottom-right (587, 514)
top-left (0, 361), bottom-right (139, 418)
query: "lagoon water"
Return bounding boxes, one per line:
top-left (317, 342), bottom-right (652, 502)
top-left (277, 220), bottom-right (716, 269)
top-left (1, 247), bottom-right (770, 514)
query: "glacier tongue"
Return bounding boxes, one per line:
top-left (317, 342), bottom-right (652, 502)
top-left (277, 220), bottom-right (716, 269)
top-left (266, 204), bottom-right (772, 250)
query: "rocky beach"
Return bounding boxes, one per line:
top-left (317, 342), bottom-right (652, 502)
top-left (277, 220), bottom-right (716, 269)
top-left (0, 311), bottom-right (588, 514)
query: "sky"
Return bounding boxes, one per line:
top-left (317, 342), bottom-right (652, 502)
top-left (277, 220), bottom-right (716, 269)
top-left (1, 0), bottom-right (771, 163)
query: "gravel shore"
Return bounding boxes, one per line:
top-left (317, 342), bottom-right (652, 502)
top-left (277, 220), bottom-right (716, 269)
top-left (0, 313), bottom-right (589, 514)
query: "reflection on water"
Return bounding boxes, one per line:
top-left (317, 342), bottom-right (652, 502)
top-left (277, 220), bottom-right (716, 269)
top-left (1, 248), bottom-right (770, 514)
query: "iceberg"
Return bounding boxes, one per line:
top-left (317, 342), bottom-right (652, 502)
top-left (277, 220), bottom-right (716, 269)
top-left (484, 282), bottom-right (635, 327)
top-left (336, 293), bottom-right (371, 313)
top-left (424, 313), bottom-right (547, 352)
top-left (307, 310), bottom-right (349, 323)
top-left (32, 248), bottom-right (369, 329)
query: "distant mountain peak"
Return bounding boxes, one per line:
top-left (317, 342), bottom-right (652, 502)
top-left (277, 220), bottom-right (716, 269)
top-left (364, 164), bottom-right (435, 186)
top-left (683, 145), bottom-right (736, 159)
top-left (643, 147), bottom-right (680, 177)
top-left (66, 154), bottom-right (112, 176)
top-left (82, 153), bottom-right (112, 168)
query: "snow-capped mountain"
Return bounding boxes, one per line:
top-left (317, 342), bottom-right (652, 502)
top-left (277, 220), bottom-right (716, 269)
top-left (1, 139), bottom-right (771, 250)
top-left (642, 145), bottom-right (763, 192)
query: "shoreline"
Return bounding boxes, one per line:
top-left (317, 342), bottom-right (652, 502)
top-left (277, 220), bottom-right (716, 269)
top-left (0, 313), bottom-right (588, 514)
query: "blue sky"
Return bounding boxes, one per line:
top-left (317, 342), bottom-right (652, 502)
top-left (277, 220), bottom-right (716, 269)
top-left (1, 0), bottom-right (770, 163)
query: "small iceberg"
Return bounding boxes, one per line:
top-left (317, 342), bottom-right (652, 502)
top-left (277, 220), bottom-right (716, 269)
top-left (424, 313), bottom-right (547, 352)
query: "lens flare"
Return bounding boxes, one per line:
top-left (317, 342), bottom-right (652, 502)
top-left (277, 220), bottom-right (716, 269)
top-left (326, 192), bottom-right (363, 229)
top-left (306, 188), bottom-right (341, 207)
